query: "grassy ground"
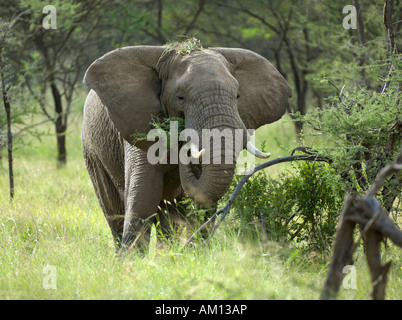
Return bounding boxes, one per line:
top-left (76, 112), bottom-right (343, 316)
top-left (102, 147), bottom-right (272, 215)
top-left (0, 111), bottom-right (401, 300)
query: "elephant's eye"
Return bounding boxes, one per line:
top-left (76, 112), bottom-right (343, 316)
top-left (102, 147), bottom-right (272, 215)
top-left (177, 94), bottom-right (185, 104)
top-left (237, 94), bottom-right (240, 99)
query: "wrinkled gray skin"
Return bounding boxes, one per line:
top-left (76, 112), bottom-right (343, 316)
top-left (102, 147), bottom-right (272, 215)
top-left (81, 46), bottom-right (291, 249)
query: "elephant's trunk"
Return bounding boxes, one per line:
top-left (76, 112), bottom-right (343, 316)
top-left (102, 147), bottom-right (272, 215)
top-left (179, 93), bottom-right (247, 206)
top-left (179, 145), bottom-right (237, 206)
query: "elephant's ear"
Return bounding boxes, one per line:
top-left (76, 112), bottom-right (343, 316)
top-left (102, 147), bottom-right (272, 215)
top-left (83, 46), bottom-right (166, 145)
top-left (210, 48), bottom-right (292, 130)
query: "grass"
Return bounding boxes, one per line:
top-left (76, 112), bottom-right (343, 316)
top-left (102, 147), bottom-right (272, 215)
top-left (0, 110), bottom-right (401, 300)
top-left (164, 37), bottom-right (205, 56)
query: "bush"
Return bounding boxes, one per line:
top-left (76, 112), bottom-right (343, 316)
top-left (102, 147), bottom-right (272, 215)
top-left (225, 161), bottom-right (345, 252)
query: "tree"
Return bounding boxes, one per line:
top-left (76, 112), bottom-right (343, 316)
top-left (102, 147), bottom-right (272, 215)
top-left (3, 0), bottom-right (113, 165)
top-left (0, 17), bottom-right (15, 200)
top-left (0, 9), bottom-right (34, 200)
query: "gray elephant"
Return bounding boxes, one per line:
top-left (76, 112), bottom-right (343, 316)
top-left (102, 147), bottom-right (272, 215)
top-left (81, 41), bottom-right (291, 250)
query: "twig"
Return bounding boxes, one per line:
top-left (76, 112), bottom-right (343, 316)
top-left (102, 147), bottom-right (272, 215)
top-left (13, 116), bottom-right (58, 136)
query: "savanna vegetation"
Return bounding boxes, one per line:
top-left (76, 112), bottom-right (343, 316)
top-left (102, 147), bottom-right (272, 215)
top-left (0, 0), bottom-right (401, 300)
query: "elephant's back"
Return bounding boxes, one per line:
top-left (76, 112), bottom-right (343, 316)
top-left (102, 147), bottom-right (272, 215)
top-left (82, 90), bottom-right (125, 189)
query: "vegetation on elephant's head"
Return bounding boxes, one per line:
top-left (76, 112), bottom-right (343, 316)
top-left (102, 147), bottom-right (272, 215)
top-left (163, 37), bottom-right (204, 56)
top-left (157, 37), bottom-right (205, 74)
top-left (167, 37), bottom-right (204, 55)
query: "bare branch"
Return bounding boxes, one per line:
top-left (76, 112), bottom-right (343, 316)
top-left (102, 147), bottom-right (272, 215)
top-left (218, 1), bottom-right (280, 34)
top-left (12, 115), bottom-right (57, 137)
top-left (184, 151), bottom-right (330, 247)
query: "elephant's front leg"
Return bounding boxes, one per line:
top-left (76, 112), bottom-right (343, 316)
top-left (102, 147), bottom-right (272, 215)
top-left (122, 144), bottom-right (163, 250)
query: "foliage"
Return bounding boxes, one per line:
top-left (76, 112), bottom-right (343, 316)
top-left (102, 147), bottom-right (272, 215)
top-left (151, 116), bottom-right (186, 134)
top-left (131, 116), bottom-right (185, 145)
top-left (297, 52), bottom-right (401, 211)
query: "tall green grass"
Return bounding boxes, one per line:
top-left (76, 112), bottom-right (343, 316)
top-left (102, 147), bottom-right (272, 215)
top-left (0, 112), bottom-right (401, 300)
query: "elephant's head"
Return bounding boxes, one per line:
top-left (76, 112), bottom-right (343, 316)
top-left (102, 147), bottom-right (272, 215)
top-left (83, 41), bottom-right (291, 206)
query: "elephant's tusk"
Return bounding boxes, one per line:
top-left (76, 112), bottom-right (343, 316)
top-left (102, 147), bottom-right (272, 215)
top-left (246, 141), bottom-right (271, 158)
top-left (190, 143), bottom-right (205, 159)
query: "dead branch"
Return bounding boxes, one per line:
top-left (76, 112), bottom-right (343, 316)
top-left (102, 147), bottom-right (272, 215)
top-left (183, 150), bottom-right (330, 248)
top-left (320, 152), bottom-right (402, 300)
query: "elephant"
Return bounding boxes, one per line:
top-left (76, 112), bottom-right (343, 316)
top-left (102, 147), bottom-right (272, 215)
top-left (81, 41), bottom-right (291, 250)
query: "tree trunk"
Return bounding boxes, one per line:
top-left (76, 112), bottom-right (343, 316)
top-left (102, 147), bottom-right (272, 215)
top-left (51, 82), bottom-right (67, 165)
top-left (353, 0), bottom-right (366, 45)
top-left (56, 123), bottom-right (67, 165)
top-left (1, 70), bottom-right (14, 200)
top-left (284, 37), bottom-right (308, 138)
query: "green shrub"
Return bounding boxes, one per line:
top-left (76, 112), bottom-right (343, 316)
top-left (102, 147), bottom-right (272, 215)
top-left (225, 161), bottom-right (344, 252)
